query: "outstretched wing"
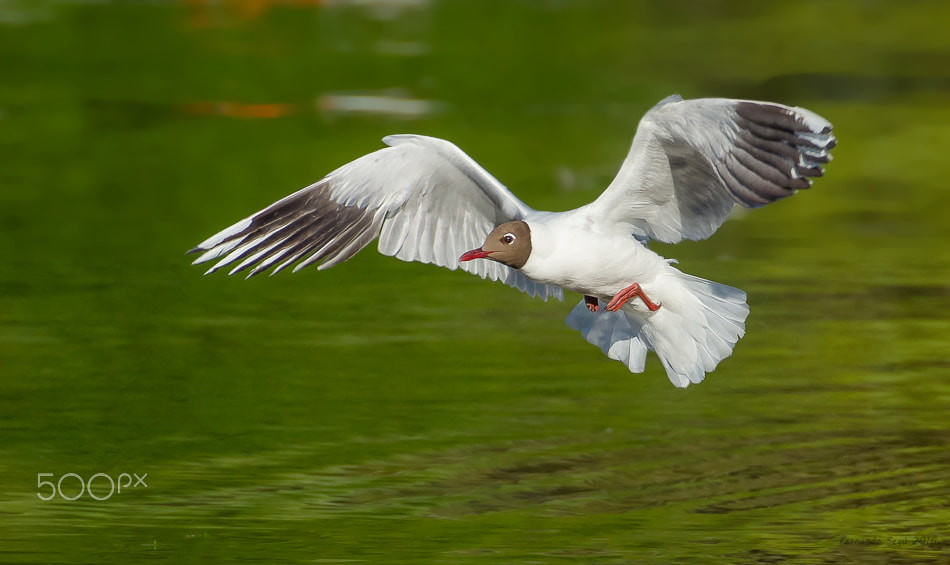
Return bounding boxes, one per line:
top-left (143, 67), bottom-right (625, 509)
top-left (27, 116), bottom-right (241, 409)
top-left (582, 95), bottom-right (836, 243)
top-left (189, 134), bottom-right (563, 300)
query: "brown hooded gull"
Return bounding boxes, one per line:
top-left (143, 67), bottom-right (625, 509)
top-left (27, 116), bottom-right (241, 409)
top-left (189, 95), bottom-right (835, 387)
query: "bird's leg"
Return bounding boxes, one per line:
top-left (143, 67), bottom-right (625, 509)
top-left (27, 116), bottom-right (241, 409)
top-left (584, 295), bottom-right (599, 313)
top-left (605, 283), bottom-right (661, 312)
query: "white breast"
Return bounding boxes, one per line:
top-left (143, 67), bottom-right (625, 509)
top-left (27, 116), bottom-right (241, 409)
top-left (520, 212), bottom-right (669, 298)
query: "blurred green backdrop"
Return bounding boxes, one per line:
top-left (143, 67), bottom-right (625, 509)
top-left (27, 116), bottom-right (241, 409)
top-left (2, 0), bottom-right (949, 563)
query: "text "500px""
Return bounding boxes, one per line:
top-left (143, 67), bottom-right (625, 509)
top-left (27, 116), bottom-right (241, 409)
top-left (37, 472), bottom-right (148, 501)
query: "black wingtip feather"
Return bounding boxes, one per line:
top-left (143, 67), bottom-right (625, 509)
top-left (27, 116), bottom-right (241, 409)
top-left (736, 102), bottom-right (810, 133)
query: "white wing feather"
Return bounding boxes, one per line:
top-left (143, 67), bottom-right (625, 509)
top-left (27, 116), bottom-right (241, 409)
top-left (190, 134), bottom-right (563, 300)
top-left (582, 95), bottom-right (836, 243)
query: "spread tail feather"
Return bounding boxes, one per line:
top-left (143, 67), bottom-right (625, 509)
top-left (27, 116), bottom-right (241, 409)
top-left (564, 271), bottom-right (749, 387)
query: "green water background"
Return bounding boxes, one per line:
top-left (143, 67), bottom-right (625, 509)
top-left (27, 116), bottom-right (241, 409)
top-left (2, 0), bottom-right (949, 562)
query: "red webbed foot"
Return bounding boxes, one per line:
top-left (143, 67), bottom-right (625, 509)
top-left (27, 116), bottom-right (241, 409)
top-left (605, 282), bottom-right (661, 313)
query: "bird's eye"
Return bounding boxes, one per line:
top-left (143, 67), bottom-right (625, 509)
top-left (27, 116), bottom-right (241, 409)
top-left (502, 233), bottom-right (516, 245)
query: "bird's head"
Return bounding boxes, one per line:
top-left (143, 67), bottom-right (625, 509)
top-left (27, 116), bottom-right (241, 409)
top-left (459, 220), bottom-right (531, 269)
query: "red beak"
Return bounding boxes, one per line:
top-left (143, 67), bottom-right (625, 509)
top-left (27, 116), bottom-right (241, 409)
top-left (459, 248), bottom-right (492, 262)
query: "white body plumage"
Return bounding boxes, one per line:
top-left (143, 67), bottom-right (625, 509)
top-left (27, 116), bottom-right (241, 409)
top-left (518, 210), bottom-right (748, 387)
top-left (521, 210), bottom-right (668, 303)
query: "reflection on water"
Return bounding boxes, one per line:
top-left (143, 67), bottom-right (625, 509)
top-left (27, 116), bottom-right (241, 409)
top-left (182, 0), bottom-right (431, 28)
top-left (317, 91), bottom-right (443, 118)
top-left (85, 0), bottom-right (442, 122)
top-left (3, 0), bottom-right (950, 563)
top-left (84, 91), bottom-right (442, 123)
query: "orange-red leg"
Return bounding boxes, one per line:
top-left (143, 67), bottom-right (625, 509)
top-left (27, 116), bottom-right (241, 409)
top-left (584, 295), bottom-right (599, 312)
top-left (605, 283), bottom-right (661, 312)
